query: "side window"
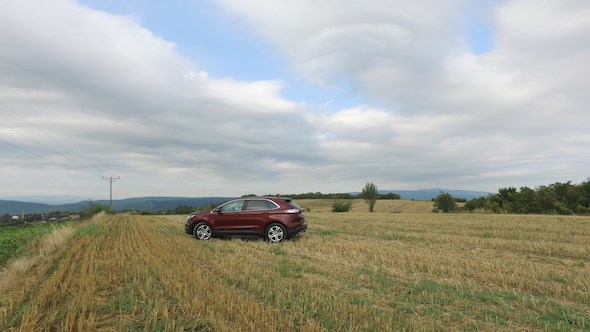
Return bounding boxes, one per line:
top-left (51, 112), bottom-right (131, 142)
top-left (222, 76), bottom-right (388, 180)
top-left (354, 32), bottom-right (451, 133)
top-left (219, 200), bottom-right (244, 212)
top-left (244, 200), bottom-right (278, 211)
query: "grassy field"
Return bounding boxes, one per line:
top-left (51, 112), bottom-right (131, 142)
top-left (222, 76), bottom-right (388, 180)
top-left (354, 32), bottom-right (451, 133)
top-left (297, 199), bottom-right (437, 213)
top-left (0, 208), bottom-right (589, 331)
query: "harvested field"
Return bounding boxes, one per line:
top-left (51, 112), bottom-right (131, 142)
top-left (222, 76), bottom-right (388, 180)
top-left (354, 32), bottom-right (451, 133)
top-left (1, 211), bottom-right (589, 330)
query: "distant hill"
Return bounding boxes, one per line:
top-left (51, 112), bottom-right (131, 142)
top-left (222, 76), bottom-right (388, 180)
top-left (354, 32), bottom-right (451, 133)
top-left (0, 197), bottom-right (235, 215)
top-left (0, 189), bottom-right (492, 215)
top-left (0, 195), bottom-right (90, 205)
top-left (0, 200), bottom-right (52, 215)
top-left (380, 188), bottom-right (491, 201)
top-left (348, 188), bottom-right (491, 201)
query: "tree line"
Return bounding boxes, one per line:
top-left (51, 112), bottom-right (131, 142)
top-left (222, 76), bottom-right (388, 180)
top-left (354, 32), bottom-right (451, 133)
top-left (459, 179), bottom-right (590, 215)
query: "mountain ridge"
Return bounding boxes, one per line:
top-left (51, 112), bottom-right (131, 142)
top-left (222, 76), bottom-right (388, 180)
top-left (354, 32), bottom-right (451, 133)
top-left (0, 197), bottom-right (235, 215)
top-left (380, 188), bottom-right (491, 201)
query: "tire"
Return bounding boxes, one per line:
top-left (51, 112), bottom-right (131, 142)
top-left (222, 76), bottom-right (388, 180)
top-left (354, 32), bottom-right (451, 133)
top-left (265, 223), bottom-right (286, 243)
top-left (193, 222), bottom-right (212, 240)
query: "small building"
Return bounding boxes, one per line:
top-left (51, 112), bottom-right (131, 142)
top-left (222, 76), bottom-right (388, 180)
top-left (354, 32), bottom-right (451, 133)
top-left (11, 215), bottom-right (20, 220)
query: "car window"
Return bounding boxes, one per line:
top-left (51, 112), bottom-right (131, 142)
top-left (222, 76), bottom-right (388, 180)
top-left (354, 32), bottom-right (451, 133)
top-left (244, 200), bottom-right (277, 211)
top-left (219, 200), bottom-right (244, 212)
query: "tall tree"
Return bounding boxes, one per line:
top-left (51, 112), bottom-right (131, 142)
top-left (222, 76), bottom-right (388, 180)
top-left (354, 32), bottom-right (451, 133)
top-left (361, 182), bottom-right (379, 212)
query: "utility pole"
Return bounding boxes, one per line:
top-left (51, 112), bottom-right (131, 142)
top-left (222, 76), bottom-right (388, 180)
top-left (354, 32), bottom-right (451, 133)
top-left (102, 176), bottom-right (120, 210)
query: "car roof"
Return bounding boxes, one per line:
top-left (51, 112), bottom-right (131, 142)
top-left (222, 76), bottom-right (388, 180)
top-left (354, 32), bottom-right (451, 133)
top-left (235, 197), bottom-right (294, 204)
top-left (263, 196), bottom-right (293, 202)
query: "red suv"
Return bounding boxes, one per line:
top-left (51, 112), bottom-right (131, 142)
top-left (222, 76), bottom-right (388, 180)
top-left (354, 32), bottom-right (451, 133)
top-left (184, 197), bottom-right (307, 242)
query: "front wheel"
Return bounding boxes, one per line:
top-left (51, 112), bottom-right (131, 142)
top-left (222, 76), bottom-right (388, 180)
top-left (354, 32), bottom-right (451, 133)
top-left (193, 222), bottom-right (212, 240)
top-left (266, 223), bottom-right (286, 243)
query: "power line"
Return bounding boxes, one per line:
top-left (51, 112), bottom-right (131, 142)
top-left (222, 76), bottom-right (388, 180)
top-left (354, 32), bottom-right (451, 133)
top-left (0, 119), bottom-right (64, 156)
top-left (0, 101), bottom-right (79, 156)
top-left (0, 118), bottom-right (102, 175)
top-left (0, 101), bottom-right (102, 173)
top-left (0, 136), bottom-right (39, 157)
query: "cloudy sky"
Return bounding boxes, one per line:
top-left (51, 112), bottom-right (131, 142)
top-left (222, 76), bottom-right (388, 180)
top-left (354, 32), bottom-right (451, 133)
top-left (1, 0), bottom-right (589, 200)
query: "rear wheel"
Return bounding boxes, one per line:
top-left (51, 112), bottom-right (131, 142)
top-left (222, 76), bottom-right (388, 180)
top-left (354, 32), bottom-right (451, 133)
top-left (193, 222), bottom-right (212, 240)
top-left (266, 223), bottom-right (286, 243)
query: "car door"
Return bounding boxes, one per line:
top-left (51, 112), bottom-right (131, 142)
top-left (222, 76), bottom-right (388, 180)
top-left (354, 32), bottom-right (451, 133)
top-left (212, 199), bottom-right (245, 231)
top-left (240, 199), bottom-right (277, 233)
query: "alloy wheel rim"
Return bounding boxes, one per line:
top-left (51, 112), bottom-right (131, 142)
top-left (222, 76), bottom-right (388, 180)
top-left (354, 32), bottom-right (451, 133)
top-left (196, 225), bottom-right (211, 239)
top-left (268, 226), bottom-right (284, 242)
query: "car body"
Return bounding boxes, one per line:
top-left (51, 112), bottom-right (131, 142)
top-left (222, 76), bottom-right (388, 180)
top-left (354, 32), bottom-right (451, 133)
top-left (184, 197), bottom-right (307, 242)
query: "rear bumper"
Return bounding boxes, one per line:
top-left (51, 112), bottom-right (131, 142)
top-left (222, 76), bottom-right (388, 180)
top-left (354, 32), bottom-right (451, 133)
top-left (287, 224), bottom-right (307, 238)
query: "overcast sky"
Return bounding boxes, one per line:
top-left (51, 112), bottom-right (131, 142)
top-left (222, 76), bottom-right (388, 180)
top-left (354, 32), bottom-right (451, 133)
top-left (1, 0), bottom-right (589, 200)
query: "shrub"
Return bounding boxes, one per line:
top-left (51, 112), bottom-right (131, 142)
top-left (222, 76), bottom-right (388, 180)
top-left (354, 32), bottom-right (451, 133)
top-left (433, 192), bottom-right (458, 213)
top-left (332, 200), bottom-right (352, 212)
top-left (83, 203), bottom-right (113, 218)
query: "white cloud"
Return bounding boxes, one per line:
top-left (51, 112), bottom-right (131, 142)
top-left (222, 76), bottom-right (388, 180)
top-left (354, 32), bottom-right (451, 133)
top-left (216, 0), bottom-right (465, 107)
top-left (1, 0), bottom-right (589, 199)
top-left (216, 0), bottom-right (590, 190)
top-left (0, 0), bottom-right (322, 197)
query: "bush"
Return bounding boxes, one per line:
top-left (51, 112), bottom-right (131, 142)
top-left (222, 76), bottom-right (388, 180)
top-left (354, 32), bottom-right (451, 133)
top-left (332, 201), bottom-right (352, 212)
top-left (433, 192), bottom-right (458, 213)
top-left (84, 203), bottom-right (113, 218)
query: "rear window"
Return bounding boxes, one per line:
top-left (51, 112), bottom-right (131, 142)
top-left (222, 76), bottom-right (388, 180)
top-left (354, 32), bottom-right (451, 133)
top-left (288, 202), bottom-right (302, 210)
top-left (244, 199), bottom-right (278, 211)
